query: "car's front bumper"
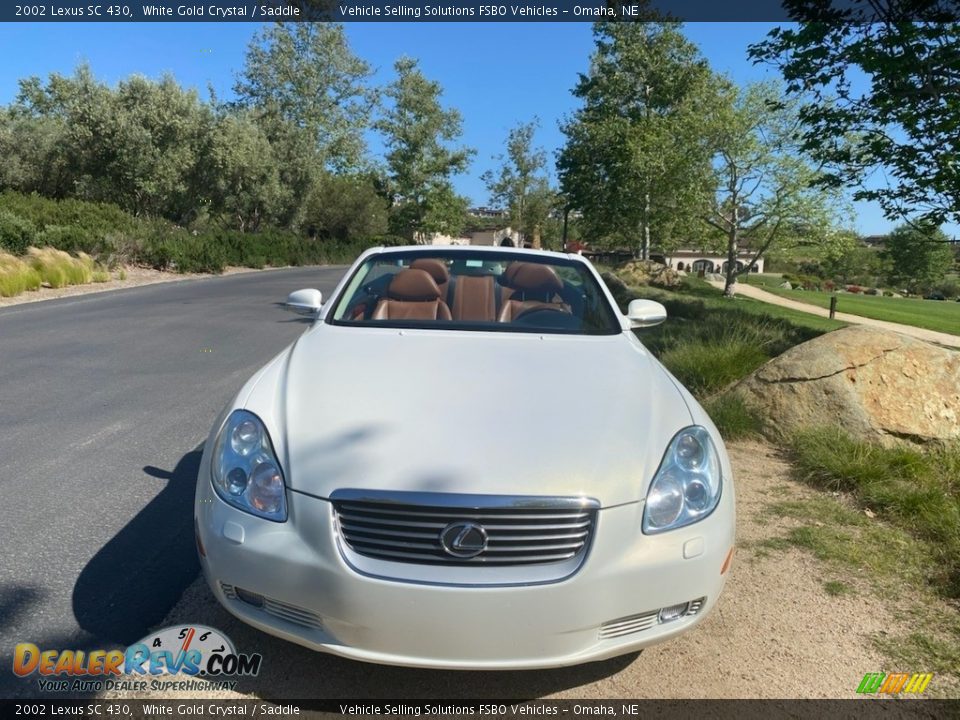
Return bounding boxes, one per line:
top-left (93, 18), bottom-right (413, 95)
top-left (195, 465), bottom-right (735, 670)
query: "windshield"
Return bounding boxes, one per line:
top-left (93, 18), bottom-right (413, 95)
top-left (329, 251), bottom-right (621, 335)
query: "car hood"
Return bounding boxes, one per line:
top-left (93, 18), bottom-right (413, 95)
top-left (243, 325), bottom-right (694, 508)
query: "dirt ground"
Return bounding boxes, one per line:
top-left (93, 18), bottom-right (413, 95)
top-left (98, 439), bottom-right (953, 701)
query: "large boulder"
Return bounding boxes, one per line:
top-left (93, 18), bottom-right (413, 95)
top-left (734, 326), bottom-right (960, 446)
top-left (615, 260), bottom-right (682, 289)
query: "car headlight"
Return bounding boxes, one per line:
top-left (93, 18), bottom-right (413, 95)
top-left (210, 410), bottom-right (287, 522)
top-left (642, 426), bottom-right (721, 534)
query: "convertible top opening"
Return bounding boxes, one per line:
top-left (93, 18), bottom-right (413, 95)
top-left (328, 249), bottom-right (622, 335)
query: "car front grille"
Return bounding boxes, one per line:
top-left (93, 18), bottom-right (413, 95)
top-left (331, 491), bottom-right (599, 567)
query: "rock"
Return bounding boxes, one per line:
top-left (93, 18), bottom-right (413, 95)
top-left (734, 326), bottom-right (960, 446)
top-left (600, 270), bottom-right (629, 298)
top-left (614, 260), bottom-right (682, 289)
top-left (779, 281), bottom-right (793, 289)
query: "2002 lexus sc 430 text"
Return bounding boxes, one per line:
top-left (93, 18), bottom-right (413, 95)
top-left (194, 245), bottom-right (736, 669)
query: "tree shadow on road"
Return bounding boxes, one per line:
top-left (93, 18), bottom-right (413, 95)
top-left (71, 448), bottom-right (202, 647)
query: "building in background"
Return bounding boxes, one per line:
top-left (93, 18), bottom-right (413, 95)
top-left (653, 248), bottom-right (765, 274)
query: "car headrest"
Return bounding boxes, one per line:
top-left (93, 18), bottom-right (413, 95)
top-left (502, 262), bottom-right (563, 294)
top-left (499, 261), bottom-right (523, 286)
top-left (388, 268), bottom-right (443, 301)
top-left (410, 258), bottom-right (450, 285)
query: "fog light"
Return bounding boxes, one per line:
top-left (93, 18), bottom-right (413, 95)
top-left (659, 602), bottom-right (689, 623)
top-left (235, 587), bottom-right (264, 608)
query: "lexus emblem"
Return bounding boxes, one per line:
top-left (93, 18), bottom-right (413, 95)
top-left (439, 521), bottom-right (488, 559)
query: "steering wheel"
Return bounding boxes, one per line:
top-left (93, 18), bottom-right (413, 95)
top-left (513, 305), bottom-right (568, 321)
top-left (511, 307), bottom-right (579, 330)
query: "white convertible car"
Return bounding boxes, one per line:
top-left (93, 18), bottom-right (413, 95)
top-left (194, 245), bottom-right (736, 669)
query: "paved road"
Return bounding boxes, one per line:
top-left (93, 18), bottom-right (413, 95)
top-left (711, 280), bottom-right (960, 349)
top-left (0, 267), bottom-right (346, 698)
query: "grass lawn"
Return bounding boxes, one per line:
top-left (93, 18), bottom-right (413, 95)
top-left (745, 274), bottom-right (960, 336)
top-left (685, 277), bottom-right (845, 333)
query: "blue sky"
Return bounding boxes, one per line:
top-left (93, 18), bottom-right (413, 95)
top-left (0, 21), bottom-right (941, 236)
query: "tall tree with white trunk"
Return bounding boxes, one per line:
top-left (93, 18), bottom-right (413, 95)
top-left (705, 82), bottom-right (847, 296)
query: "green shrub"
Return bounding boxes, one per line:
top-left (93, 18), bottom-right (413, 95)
top-left (639, 307), bottom-right (810, 388)
top-left (35, 225), bottom-right (99, 254)
top-left (0, 190), bottom-right (380, 275)
top-left (660, 336), bottom-right (769, 396)
top-left (103, 231), bottom-right (146, 266)
top-left (782, 272), bottom-right (822, 290)
top-left (604, 271), bottom-right (835, 399)
top-left (933, 277), bottom-right (960, 299)
top-left (702, 393), bottom-right (763, 440)
top-left (172, 240), bottom-right (226, 274)
top-left (789, 427), bottom-right (960, 597)
top-left (0, 211), bottom-right (36, 255)
top-left (91, 269), bottom-right (110, 283)
top-left (0, 191), bottom-right (136, 238)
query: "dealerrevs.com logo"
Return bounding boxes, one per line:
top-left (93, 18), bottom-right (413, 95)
top-left (856, 672), bottom-right (934, 695)
top-left (12, 625), bottom-right (262, 693)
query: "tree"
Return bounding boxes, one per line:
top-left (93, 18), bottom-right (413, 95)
top-left (207, 111), bottom-right (284, 232)
top-left (704, 82), bottom-right (848, 296)
top-left (0, 109), bottom-right (73, 199)
top-left (882, 223), bottom-right (954, 293)
top-left (521, 180), bottom-right (561, 249)
top-left (481, 119), bottom-right (551, 243)
top-left (301, 173), bottom-right (389, 243)
top-left (253, 117), bottom-right (320, 230)
top-left (376, 57), bottom-right (473, 242)
top-left (15, 66), bottom-right (214, 222)
top-left (557, 22), bottom-right (717, 258)
top-left (818, 232), bottom-right (888, 285)
top-left (235, 23), bottom-right (375, 172)
top-left (749, 2), bottom-right (960, 226)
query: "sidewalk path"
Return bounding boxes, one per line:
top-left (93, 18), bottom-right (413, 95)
top-left (709, 280), bottom-right (960, 349)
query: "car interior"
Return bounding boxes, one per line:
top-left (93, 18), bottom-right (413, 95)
top-left (336, 257), bottom-right (600, 331)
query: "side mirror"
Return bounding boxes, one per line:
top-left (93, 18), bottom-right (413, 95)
top-left (286, 288), bottom-right (323, 316)
top-left (626, 299), bottom-right (667, 328)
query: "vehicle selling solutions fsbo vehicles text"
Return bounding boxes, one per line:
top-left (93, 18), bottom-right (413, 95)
top-left (338, 4), bottom-right (560, 17)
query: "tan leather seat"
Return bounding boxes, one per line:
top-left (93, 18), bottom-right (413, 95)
top-left (410, 259), bottom-right (450, 304)
top-left (497, 263), bottom-right (571, 322)
top-left (497, 262), bottom-right (522, 309)
top-left (372, 269), bottom-right (453, 321)
top-left (452, 275), bottom-right (497, 322)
